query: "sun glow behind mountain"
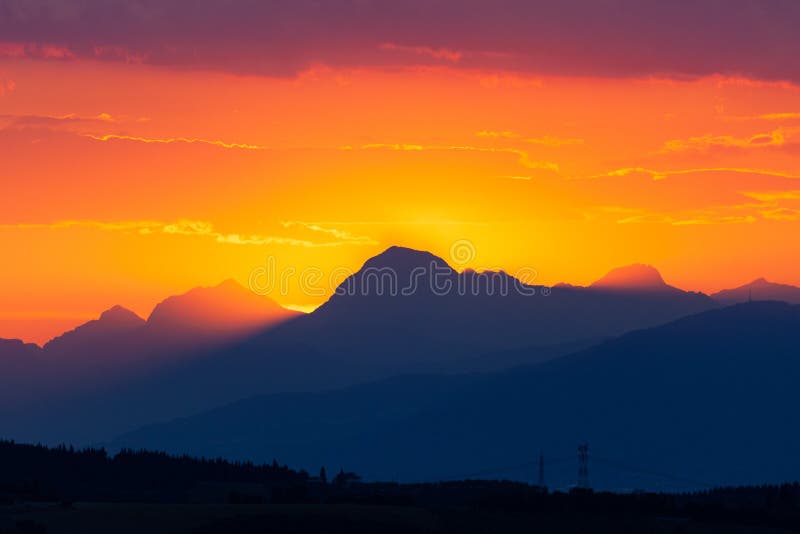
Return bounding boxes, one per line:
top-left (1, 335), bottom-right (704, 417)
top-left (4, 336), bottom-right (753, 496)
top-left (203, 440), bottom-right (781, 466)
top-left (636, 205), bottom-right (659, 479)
top-left (2, 1), bottom-right (800, 343)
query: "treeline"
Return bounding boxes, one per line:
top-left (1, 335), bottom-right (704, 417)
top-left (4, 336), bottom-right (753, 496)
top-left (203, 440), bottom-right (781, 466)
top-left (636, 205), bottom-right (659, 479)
top-left (4, 438), bottom-right (800, 533)
top-left (0, 439), bottom-right (307, 503)
top-left (683, 482), bottom-right (800, 508)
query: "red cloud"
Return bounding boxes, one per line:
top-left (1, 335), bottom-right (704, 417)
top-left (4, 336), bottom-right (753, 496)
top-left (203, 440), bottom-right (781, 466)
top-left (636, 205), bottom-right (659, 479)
top-left (1, 0), bottom-right (800, 82)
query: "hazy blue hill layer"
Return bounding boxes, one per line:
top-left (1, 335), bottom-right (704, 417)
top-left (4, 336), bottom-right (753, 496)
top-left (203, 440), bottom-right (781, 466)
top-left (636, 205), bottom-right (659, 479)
top-left (114, 302), bottom-right (800, 491)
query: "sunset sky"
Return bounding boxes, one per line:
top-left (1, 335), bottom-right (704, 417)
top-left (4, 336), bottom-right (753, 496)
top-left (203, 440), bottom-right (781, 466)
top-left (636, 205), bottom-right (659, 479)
top-left (2, 0), bottom-right (800, 344)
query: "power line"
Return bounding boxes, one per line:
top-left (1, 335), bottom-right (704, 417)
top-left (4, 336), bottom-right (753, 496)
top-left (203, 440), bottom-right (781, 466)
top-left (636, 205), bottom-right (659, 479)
top-left (591, 456), bottom-right (714, 489)
top-left (438, 455), bottom-right (576, 482)
top-left (436, 448), bottom-right (714, 490)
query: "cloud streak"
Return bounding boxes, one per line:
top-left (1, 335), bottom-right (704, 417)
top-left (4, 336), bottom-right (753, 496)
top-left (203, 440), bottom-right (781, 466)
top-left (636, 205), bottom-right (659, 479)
top-left (744, 190), bottom-right (800, 202)
top-left (584, 166), bottom-right (800, 181)
top-left (83, 133), bottom-right (266, 150)
top-left (280, 221), bottom-right (377, 245)
top-left (616, 213), bottom-right (757, 226)
top-left (741, 190), bottom-right (800, 221)
top-left (659, 129), bottom-right (788, 153)
top-left (379, 43), bottom-right (462, 63)
top-left (525, 136), bottom-right (584, 147)
top-left (345, 142), bottom-right (559, 171)
top-left (0, 112), bottom-right (121, 130)
top-left (0, 219), bottom-right (377, 247)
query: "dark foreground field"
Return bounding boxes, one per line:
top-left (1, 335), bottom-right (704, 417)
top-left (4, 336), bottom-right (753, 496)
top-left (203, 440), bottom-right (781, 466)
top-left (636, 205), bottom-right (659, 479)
top-left (2, 500), bottom-right (800, 534)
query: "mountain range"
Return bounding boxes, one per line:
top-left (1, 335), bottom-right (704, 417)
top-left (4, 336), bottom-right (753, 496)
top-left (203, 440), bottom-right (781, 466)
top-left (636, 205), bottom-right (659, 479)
top-left (1, 247), bottom-right (720, 442)
top-left (1, 245), bottom-right (799, 489)
top-left (0, 280), bottom-right (299, 403)
top-left (258, 247), bottom-right (717, 366)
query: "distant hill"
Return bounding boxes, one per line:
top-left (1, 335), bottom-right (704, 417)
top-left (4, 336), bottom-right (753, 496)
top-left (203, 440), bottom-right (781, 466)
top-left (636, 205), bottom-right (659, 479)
top-left (0, 280), bottom-right (300, 411)
top-left (112, 302), bottom-right (800, 491)
top-left (712, 278), bottom-right (800, 305)
top-left (40, 279), bottom-right (299, 364)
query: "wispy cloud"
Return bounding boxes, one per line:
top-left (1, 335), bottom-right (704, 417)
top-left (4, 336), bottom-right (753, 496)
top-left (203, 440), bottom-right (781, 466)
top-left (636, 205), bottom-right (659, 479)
top-left (740, 190), bottom-right (800, 221)
top-left (759, 112), bottom-right (800, 121)
top-left (498, 175), bottom-right (533, 181)
top-left (351, 143), bottom-right (424, 151)
top-left (0, 41), bottom-right (74, 60)
top-left (584, 166), bottom-right (800, 181)
top-left (743, 190), bottom-right (800, 202)
top-left (0, 220), bottom-right (165, 232)
top-left (0, 219), bottom-right (376, 247)
top-left (724, 112), bottom-right (800, 122)
top-left (475, 131), bottom-right (584, 147)
top-left (0, 115), bottom-right (262, 151)
top-left (760, 207), bottom-right (800, 221)
top-left (345, 142), bottom-right (559, 171)
top-left (379, 43), bottom-right (462, 62)
top-left (280, 221), bottom-right (378, 245)
top-left (0, 113), bottom-right (158, 146)
top-left (0, 112), bottom-right (125, 130)
top-left (525, 135), bottom-right (584, 147)
top-left (282, 219), bottom-right (490, 227)
top-left (84, 133), bottom-right (266, 150)
top-left (476, 130), bottom-right (519, 139)
top-left (597, 185), bottom-right (800, 226)
top-left (617, 213), bottom-right (757, 225)
top-left (659, 129), bottom-right (787, 153)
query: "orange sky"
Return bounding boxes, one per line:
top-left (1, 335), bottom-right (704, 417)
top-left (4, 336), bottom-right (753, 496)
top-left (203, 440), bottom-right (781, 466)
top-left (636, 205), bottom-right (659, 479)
top-left (2, 57), bottom-right (800, 344)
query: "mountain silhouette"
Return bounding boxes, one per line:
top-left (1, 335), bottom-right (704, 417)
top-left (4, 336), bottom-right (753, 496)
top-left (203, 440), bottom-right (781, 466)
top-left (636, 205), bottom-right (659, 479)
top-left (111, 301), bottom-right (800, 491)
top-left (41, 279), bottom-right (300, 363)
top-left (0, 280), bottom-right (301, 417)
top-left (2, 246), bottom-right (724, 446)
top-left (280, 247), bottom-right (717, 367)
top-left (712, 277), bottom-right (800, 305)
